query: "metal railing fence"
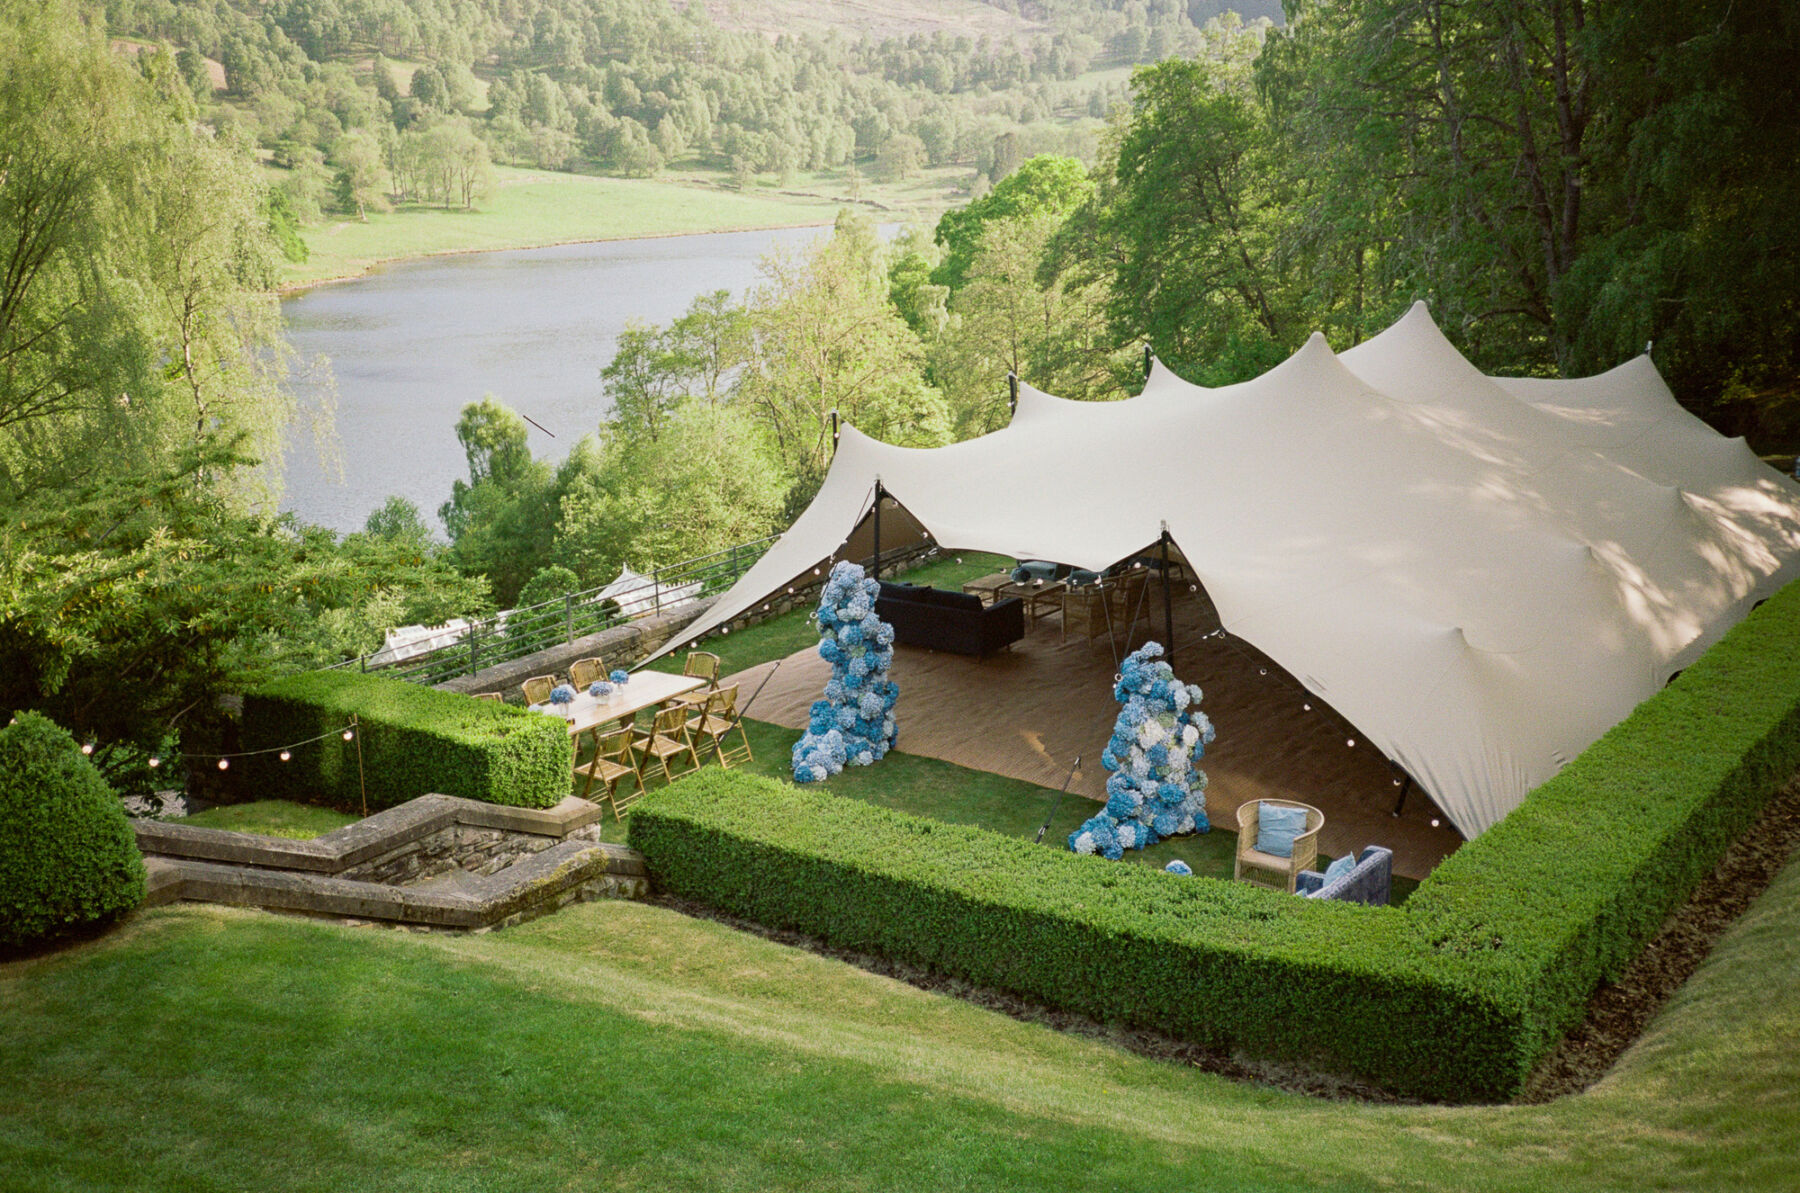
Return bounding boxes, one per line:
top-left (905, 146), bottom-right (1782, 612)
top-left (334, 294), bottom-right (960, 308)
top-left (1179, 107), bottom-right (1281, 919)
top-left (320, 535), bottom-right (777, 686)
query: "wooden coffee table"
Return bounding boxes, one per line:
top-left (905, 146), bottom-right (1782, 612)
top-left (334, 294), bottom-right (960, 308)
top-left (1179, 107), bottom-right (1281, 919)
top-left (998, 579), bottom-right (1067, 628)
top-left (960, 572), bottom-right (1015, 605)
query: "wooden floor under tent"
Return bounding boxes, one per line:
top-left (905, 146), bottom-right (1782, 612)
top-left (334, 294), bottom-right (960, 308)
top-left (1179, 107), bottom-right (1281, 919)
top-left (726, 574), bottom-right (1466, 881)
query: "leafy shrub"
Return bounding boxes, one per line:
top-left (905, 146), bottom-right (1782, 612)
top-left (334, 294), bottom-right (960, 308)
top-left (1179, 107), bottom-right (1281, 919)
top-left (631, 579), bottom-right (1800, 1101)
top-left (242, 671), bottom-right (571, 811)
top-left (0, 712), bottom-right (146, 950)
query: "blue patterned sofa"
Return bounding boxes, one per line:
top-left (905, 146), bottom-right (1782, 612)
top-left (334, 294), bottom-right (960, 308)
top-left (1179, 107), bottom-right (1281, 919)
top-left (1295, 845), bottom-right (1393, 906)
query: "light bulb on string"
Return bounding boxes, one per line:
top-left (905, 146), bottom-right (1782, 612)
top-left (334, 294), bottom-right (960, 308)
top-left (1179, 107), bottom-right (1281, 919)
top-left (81, 742), bottom-right (94, 755)
top-left (1302, 703), bottom-right (1312, 712)
top-left (148, 757), bottom-right (160, 768)
top-left (279, 751), bottom-right (291, 762)
top-left (217, 758), bottom-right (229, 770)
top-left (1258, 668), bottom-right (1267, 676)
top-left (342, 729), bottom-right (354, 741)
top-left (1430, 818), bottom-right (1441, 828)
top-left (1346, 738), bottom-right (1356, 748)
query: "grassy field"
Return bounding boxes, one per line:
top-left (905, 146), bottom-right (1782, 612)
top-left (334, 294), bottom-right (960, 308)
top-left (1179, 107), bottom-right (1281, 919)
top-left (281, 165), bottom-right (846, 288)
top-left (180, 800), bottom-right (359, 840)
top-left (3, 851), bottom-right (1795, 1190)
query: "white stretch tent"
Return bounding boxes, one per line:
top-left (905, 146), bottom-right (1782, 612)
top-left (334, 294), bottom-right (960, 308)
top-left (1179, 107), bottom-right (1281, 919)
top-left (664, 304), bottom-right (1800, 838)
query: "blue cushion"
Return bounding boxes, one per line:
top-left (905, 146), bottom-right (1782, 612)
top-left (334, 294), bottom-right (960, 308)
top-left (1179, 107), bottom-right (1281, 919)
top-left (1255, 803), bottom-right (1309, 858)
top-left (1014, 560), bottom-right (1058, 582)
top-left (1067, 568), bottom-right (1102, 586)
top-left (1322, 852), bottom-right (1357, 884)
top-left (1010, 566), bottom-right (1030, 583)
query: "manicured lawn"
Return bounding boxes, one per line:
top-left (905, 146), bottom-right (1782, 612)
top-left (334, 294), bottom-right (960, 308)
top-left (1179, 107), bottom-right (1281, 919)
top-left (279, 165), bottom-right (843, 288)
top-left (586, 719), bottom-right (1416, 903)
top-left (178, 800), bottom-right (359, 840)
top-left (3, 855), bottom-right (1796, 1190)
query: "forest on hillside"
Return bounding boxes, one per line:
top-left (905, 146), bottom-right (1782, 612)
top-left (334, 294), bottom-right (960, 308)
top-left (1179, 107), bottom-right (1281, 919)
top-left (104, 0), bottom-right (1267, 215)
top-left (2, 0), bottom-right (1795, 789)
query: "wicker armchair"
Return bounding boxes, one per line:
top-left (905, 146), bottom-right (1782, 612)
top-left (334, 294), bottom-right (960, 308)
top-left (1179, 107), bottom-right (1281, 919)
top-left (1234, 799), bottom-right (1325, 893)
top-left (1061, 583), bottom-right (1112, 646)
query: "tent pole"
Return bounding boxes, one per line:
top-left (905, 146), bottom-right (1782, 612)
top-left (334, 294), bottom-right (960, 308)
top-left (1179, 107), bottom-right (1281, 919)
top-left (1161, 527), bottom-right (1174, 664)
top-left (1391, 772), bottom-right (1413, 817)
top-left (1007, 371), bottom-right (1018, 418)
top-left (872, 479), bottom-right (883, 581)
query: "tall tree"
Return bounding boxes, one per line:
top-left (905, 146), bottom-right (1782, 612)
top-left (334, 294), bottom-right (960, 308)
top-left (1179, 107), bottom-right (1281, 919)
top-left (741, 212), bottom-right (951, 477)
top-left (931, 154), bottom-right (1093, 293)
top-left (1081, 51), bottom-right (1297, 383)
top-left (1260, 0), bottom-right (1595, 369)
top-left (1557, 0), bottom-right (1800, 436)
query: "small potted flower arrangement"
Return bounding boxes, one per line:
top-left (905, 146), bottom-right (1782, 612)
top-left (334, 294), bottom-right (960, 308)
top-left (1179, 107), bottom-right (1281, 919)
top-left (549, 683), bottom-right (578, 719)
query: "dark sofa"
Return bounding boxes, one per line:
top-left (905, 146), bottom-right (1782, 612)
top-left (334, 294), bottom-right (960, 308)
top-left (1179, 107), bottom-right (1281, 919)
top-left (876, 582), bottom-right (1025, 656)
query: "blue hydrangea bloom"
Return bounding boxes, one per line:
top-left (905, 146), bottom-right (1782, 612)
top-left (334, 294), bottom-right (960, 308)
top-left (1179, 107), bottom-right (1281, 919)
top-left (793, 561), bottom-right (900, 782)
top-left (1165, 859), bottom-right (1193, 876)
top-left (1069, 642), bottom-right (1213, 858)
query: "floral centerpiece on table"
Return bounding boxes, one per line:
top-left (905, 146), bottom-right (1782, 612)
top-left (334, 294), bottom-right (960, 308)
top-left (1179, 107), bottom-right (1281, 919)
top-left (792, 561), bottom-right (899, 782)
top-left (1070, 642), bottom-right (1214, 860)
top-left (548, 683), bottom-right (577, 705)
top-left (610, 669), bottom-right (630, 685)
top-left (588, 681), bottom-right (614, 698)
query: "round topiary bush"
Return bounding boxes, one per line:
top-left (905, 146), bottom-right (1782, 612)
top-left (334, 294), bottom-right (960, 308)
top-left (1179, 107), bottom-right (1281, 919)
top-left (0, 712), bottom-right (146, 951)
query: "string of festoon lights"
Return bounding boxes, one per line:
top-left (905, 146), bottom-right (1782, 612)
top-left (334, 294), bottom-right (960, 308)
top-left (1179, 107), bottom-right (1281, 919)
top-left (88, 716), bottom-right (364, 773)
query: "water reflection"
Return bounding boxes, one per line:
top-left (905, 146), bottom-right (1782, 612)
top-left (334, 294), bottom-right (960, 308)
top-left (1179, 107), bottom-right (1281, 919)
top-left (280, 224), bottom-right (831, 532)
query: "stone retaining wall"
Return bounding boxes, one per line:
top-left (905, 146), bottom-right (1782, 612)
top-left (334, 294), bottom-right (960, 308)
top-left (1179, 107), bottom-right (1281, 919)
top-left (433, 544), bottom-right (938, 699)
top-left (137, 794), bottom-right (648, 931)
top-left (434, 599), bottom-right (719, 698)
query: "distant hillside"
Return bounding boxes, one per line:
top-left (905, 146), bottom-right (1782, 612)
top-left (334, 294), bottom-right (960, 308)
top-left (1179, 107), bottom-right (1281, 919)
top-left (683, 0), bottom-right (1049, 44)
top-left (692, 0), bottom-right (1284, 43)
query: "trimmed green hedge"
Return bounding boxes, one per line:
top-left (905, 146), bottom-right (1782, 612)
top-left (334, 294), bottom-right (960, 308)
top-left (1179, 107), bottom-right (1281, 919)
top-left (631, 578), bottom-right (1800, 1101)
top-left (0, 712), bottom-right (146, 951)
top-left (1403, 579), bottom-right (1800, 1075)
top-left (242, 672), bottom-right (571, 811)
top-left (631, 771), bottom-right (1511, 1100)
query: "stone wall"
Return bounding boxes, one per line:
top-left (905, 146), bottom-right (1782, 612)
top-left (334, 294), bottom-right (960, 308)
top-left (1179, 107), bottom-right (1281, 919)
top-left (435, 599), bottom-right (718, 698)
top-left (434, 543), bottom-right (939, 698)
top-left (137, 794), bottom-right (647, 931)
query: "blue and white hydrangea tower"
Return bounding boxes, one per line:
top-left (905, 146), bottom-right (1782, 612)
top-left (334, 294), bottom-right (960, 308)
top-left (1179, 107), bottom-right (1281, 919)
top-left (792, 561), bottom-right (899, 783)
top-left (1070, 641), bottom-right (1215, 859)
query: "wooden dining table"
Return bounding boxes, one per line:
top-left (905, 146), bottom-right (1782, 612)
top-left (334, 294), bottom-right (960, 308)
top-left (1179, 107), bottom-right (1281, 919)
top-left (530, 671), bottom-right (707, 755)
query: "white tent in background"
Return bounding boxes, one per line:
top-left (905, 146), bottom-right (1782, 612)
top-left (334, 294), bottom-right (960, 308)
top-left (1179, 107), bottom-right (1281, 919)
top-left (660, 304), bottom-right (1800, 838)
top-left (595, 565), bottom-right (703, 619)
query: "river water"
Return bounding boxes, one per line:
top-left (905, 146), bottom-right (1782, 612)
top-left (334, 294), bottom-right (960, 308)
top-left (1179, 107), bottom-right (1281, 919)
top-left (278, 224), bottom-right (831, 533)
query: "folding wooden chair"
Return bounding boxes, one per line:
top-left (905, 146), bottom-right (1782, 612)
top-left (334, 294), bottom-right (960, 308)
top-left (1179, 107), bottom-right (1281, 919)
top-left (701, 684), bottom-right (753, 769)
top-left (633, 704), bottom-right (701, 786)
top-left (667, 650), bottom-right (723, 714)
top-left (684, 687), bottom-right (730, 767)
top-left (473, 692), bottom-right (503, 703)
top-left (521, 675), bottom-right (557, 705)
top-left (575, 728), bottom-right (646, 820)
top-left (568, 657), bottom-right (606, 688)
